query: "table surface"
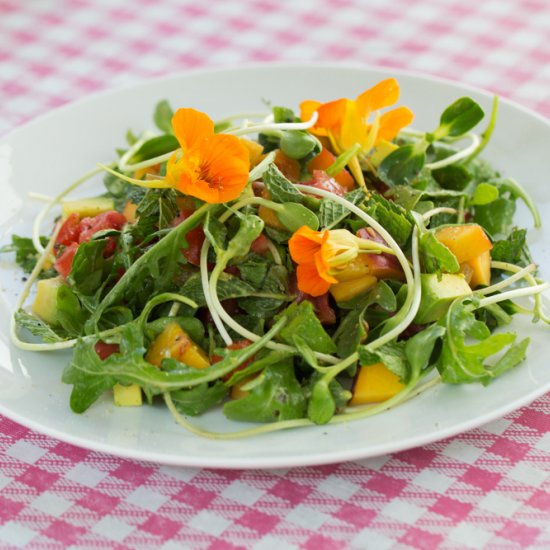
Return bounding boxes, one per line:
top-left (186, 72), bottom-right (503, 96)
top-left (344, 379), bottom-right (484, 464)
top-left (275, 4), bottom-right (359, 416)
top-left (1, 0), bottom-right (549, 548)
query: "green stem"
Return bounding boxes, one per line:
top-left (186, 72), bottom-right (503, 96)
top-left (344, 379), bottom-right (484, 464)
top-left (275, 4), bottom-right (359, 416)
top-left (326, 143), bottom-right (361, 177)
top-left (465, 95), bottom-right (498, 164)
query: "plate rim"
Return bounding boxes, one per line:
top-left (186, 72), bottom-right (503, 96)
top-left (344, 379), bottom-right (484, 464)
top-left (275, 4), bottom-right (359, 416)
top-left (1, 62), bottom-right (549, 469)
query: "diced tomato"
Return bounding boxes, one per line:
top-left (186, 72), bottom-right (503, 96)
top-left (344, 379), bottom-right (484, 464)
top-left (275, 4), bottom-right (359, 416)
top-left (225, 265), bottom-right (240, 277)
top-left (289, 273), bottom-right (336, 325)
top-left (307, 147), bottom-right (355, 190)
top-left (54, 242), bottom-right (79, 279)
top-left (173, 209), bottom-right (206, 266)
top-left (94, 341), bottom-right (120, 360)
top-left (356, 227), bottom-right (404, 280)
top-left (302, 170), bottom-right (347, 197)
top-left (182, 225), bottom-right (205, 266)
top-left (78, 211), bottom-right (126, 244)
top-left (56, 213), bottom-right (81, 246)
top-left (250, 234), bottom-right (270, 255)
top-left (211, 340), bottom-right (255, 381)
top-left (310, 292), bottom-right (337, 325)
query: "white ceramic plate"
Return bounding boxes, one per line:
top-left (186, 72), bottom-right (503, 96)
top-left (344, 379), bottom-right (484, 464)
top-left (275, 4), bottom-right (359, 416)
top-left (1, 64), bottom-right (549, 469)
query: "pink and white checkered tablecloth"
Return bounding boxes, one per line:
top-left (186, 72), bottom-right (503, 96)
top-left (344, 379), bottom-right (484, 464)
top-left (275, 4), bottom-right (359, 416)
top-left (1, 0), bottom-right (549, 548)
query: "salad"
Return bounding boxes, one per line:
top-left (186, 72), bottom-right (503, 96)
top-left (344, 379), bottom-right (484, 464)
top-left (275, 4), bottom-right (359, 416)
top-left (3, 77), bottom-right (549, 440)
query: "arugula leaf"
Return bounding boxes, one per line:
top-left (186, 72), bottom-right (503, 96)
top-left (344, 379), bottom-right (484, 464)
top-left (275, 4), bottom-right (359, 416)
top-left (0, 235), bottom-right (48, 273)
top-left (153, 100), bottom-right (174, 134)
top-left (14, 309), bottom-right (69, 343)
top-left (223, 359), bottom-right (306, 423)
top-left (263, 164), bottom-right (304, 204)
top-left (404, 324), bottom-right (446, 381)
top-left (65, 317), bottom-right (285, 412)
top-left (276, 301), bottom-right (337, 354)
top-left (480, 337), bottom-right (529, 384)
top-left (436, 296), bottom-right (518, 385)
top-left (170, 382), bottom-right (228, 416)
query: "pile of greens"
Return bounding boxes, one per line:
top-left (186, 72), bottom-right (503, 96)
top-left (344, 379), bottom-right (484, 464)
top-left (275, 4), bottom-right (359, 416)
top-left (4, 91), bottom-right (548, 440)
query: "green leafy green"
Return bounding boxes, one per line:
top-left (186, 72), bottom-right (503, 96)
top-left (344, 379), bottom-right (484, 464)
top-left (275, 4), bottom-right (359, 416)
top-left (0, 235), bottom-right (48, 273)
top-left (364, 193), bottom-right (413, 246)
top-left (56, 285), bottom-right (89, 336)
top-left (358, 341), bottom-right (407, 381)
top-left (263, 164), bottom-right (304, 204)
top-left (170, 382), bottom-right (228, 416)
top-left (153, 100), bottom-right (174, 134)
top-left (318, 188), bottom-right (366, 229)
top-left (436, 296), bottom-right (520, 384)
top-left (420, 231), bottom-right (460, 274)
top-left (14, 309), bottom-right (68, 343)
top-left (491, 228), bottom-right (527, 263)
top-left (223, 359), bottom-right (306, 423)
top-left (129, 135), bottom-right (178, 165)
top-left (433, 97), bottom-right (484, 139)
top-left (378, 143), bottom-right (426, 187)
top-left (276, 301), bottom-right (337, 354)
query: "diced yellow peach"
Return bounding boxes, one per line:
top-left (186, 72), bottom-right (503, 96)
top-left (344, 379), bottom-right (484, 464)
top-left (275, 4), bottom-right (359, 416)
top-left (146, 322), bottom-right (210, 369)
top-left (333, 258), bottom-right (371, 282)
top-left (62, 197), bottom-right (114, 219)
top-left (350, 362), bottom-right (405, 405)
top-left (122, 200), bottom-right (138, 223)
top-left (465, 250), bottom-right (491, 288)
top-left (240, 138), bottom-right (264, 167)
top-left (113, 383), bottom-right (143, 406)
top-left (435, 224), bottom-right (492, 263)
top-left (329, 275), bottom-right (377, 302)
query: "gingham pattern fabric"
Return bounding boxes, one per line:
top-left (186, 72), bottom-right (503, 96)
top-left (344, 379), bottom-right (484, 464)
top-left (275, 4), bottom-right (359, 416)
top-left (1, 0), bottom-right (549, 548)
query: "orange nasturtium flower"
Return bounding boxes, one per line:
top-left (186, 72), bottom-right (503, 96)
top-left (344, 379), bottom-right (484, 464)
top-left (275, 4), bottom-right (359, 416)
top-left (165, 108), bottom-right (250, 203)
top-left (300, 78), bottom-right (414, 183)
top-left (289, 226), bottom-right (362, 296)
